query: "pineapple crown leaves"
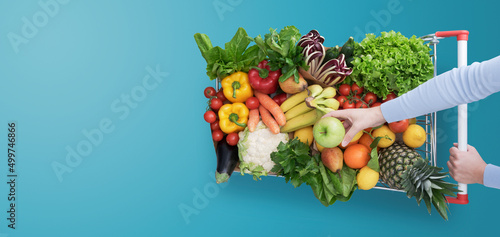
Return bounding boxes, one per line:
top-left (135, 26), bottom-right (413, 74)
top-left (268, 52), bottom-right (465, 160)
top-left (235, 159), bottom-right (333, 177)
top-left (401, 159), bottom-right (460, 220)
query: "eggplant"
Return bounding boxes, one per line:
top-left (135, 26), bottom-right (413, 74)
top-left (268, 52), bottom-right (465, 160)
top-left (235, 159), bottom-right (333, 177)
top-left (215, 139), bottom-right (239, 184)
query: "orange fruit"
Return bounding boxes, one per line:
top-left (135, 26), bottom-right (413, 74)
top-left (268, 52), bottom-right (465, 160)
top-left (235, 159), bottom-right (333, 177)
top-left (358, 133), bottom-right (374, 151)
top-left (344, 144), bottom-right (371, 169)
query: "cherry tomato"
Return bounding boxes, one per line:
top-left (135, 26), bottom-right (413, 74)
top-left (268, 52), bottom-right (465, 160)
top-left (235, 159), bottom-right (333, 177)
top-left (352, 95), bottom-right (361, 102)
top-left (356, 101), bottom-right (368, 108)
top-left (212, 130), bottom-right (224, 142)
top-left (382, 92), bottom-right (397, 102)
top-left (339, 84), bottom-right (351, 96)
top-left (245, 97), bottom-right (260, 110)
top-left (389, 119), bottom-right (410, 133)
top-left (343, 100), bottom-right (356, 109)
top-left (371, 102), bottom-right (382, 107)
top-left (210, 98), bottom-right (223, 111)
top-left (363, 92), bottom-right (377, 105)
top-left (352, 83), bottom-right (364, 95)
top-left (210, 121), bottom-right (220, 131)
top-left (204, 87), bottom-right (216, 98)
top-left (216, 89), bottom-right (226, 102)
top-left (226, 133), bottom-right (239, 146)
top-left (272, 93), bottom-right (287, 106)
top-left (204, 110), bottom-right (216, 123)
top-left (337, 95), bottom-right (348, 106)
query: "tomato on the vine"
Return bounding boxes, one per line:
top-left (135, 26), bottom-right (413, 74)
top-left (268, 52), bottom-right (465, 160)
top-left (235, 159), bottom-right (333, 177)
top-left (371, 102), bottom-right (382, 107)
top-left (337, 95), bottom-right (347, 106)
top-left (245, 97), bottom-right (260, 110)
top-left (343, 100), bottom-right (356, 109)
top-left (352, 83), bottom-right (364, 95)
top-left (382, 92), bottom-right (397, 102)
top-left (204, 110), bottom-right (217, 123)
top-left (339, 84), bottom-right (351, 96)
top-left (226, 133), bottom-right (239, 146)
top-left (210, 121), bottom-right (220, 130)
top-left (210, 98), bottom-right (223, 110)
top-left (212, 130), bottom-right (224, 142)
top-left (364, 92), bottom-right (377, 105)
top-left (352, 95), bottom-right (361, 102)
top-left (356, 101), bottom-right (368, 108)
top-left (216, 89), bottom-right (226, 102)
top-left (204, 87), bottom-right (216, 98)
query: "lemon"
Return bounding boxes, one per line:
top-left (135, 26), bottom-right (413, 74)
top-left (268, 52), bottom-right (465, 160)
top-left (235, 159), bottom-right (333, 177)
top-left (403, 124), bottom-right (426, 148)
top-left (372, 125), bottom-right (395, 148)
top-left (315, 141), bottom-right (326, 153)
top-left (357, 166), bottom-right (379, 190)
top-left (294, 126), bottom-right (314, 146)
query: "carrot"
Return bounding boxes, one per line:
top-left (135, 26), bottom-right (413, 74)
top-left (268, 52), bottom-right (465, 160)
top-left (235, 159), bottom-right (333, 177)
top-left (254, 91), bottom-right (286, 126)
top-left (248, 109), bottom-right (260, 132)
top-left (259, 105), bottom-right (280, 134)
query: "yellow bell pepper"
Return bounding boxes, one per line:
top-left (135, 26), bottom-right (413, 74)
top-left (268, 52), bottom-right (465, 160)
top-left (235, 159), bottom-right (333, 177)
top-left (221, 72), bottom-right (253, 103)
top-left (218, 103), bottom-right (249, 134)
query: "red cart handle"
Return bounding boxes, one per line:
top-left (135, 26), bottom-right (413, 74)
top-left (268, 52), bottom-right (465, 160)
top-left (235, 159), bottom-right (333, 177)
top-left (435, 30), bottom-right (469, 41)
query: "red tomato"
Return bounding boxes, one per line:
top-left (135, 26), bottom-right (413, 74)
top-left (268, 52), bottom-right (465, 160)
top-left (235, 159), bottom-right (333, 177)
top-left (210, 98), bottom-right (223, 111)
top-left (356, 101), bottom-right (368, 108)
top-left (337, 95), bottom-right (347, 106)
top-left (245, 97), bottom-right (260, 110)
top-left (210, 121), bottom-right (220, 131)
top-left (272, 93), bottom-right (287, 106)
top-left (352, 83), bottom-right (364, 95)
top-left (363, 92), bottom-right (377, 105)
top-left (204, 87), bottom-right (216, 98)
top-left (216, 89), bottom-right (226, 102)
top-left (212, 130), bottom-right (224, 142)
top-left (371, 102), bottom-right (382, 107)
top-left (352, 95), bottom-right (361, 102)
top-left (389, 119), bottom-right (410, 133)
top-left (339, 84), bottom-right (351, 96)
top-left (382, 92), bottom-right (397, 102)
top-left (343, 100), bottom-right (356, 109)
top-left (226, 133), bottom-right (239, 146)
top-left (204, 110), bottom-right (217, 123)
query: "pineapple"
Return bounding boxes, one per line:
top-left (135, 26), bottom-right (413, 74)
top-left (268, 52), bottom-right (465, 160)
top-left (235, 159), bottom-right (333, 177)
top-left (379, 142), bottom-right (459, 220)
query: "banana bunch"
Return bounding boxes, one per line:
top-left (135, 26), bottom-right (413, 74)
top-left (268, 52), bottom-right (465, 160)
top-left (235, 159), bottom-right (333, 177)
top-left (280, 85), bottom-right (339, 133)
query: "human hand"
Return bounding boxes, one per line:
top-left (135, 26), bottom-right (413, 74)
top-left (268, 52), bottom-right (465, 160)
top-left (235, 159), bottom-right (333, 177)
top-left (447, 143), bottom-right (487, 184)
top-left (322, 107), bottom-right (386, 147)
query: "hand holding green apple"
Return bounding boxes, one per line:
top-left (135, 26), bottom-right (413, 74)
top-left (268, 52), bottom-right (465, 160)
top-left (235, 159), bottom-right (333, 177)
top-left (313, 117), bottom-right (345, 148)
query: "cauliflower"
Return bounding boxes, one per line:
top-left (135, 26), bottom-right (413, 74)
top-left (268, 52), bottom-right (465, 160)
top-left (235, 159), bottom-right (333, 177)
top-left (237, 121), bottom-right (289, 180)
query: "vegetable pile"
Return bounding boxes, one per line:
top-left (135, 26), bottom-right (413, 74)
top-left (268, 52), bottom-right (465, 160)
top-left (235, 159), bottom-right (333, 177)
top-left (196, 27), bottom-right (457, 219)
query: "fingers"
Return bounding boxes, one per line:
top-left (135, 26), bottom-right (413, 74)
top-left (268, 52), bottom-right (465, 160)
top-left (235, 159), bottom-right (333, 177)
top-left (449, 146), bottom-right (459, 156)
top-left (341, 126), bottom-right (361, 147)
top-left (453, 142), bottom-right (475, 152)
top-left (322, 110), bottom-right (350, 120)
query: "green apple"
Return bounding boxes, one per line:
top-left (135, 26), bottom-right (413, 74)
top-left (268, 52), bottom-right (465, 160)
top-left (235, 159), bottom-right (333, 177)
top-left (313, 117), bottom-right (345, 148)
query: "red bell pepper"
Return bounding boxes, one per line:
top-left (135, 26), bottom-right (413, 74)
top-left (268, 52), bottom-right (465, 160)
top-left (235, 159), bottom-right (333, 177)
top-left (272, 93), bottom-right (287, 106)
top-left (248, 60), bottom-right (281, 94)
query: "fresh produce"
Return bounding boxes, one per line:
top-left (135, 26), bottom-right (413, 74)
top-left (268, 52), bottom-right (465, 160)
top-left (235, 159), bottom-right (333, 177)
top-left (389, 119), bottom-right (410, 133)
top-left (210, 121), bottom-right (220, 131)
top-left (351, 83), bottom-right (363, 95)
top-left (355, 101), bottom-right (368, 108)
top-left (252, 26), bottom-right (308, 83)
top-left (280, 89), bottom-right (309, 112)
top-left (212, 130), bottom-right (224, 142)
top-left (204, 110), bottom-right (217, 123)
top-left (379, 142), bottom-right (459, 220)
top-left (238, 121), bottom-right (289, 180)
top-left (409, 117), bottom-right (417, 124)
top-left (280, 109), bottom-right (324, 133)
top-left (272, 93), bottom-right (287, 106)
top-left (279, 72), bottom-right (308, 94)
top-left (382, 92), bottom-right (397, 102)
top-left (305, 87), bottom-right (339, 113)
top-left (340, 37), bottom-right (356, 67)
top-left (254, 91), bottom-right (286, 127)
top-left (221, 72), bottom-right (254, 103)
top-left (271, 138), bottom-right (357, 206)
top-left (322, 46), bottom-right (341, 64)
top-left (298, 30), bottom-right (353, 86)
top-left (247, 109), bottom-right (260, 132)
top-left (226, 133), bottom-right (239, 146)
top-left (204, 87), bottom-right (216, 98)
top-left (343, 144), bottom-right (370, 169)
top-left (348, 31), bottom-right (434, 99)
top-left (215, 138), bottom-right (240, 184)
top-left (285, 102), bottom-right (313, 120)
top-left (210, 98), bottom-right (223, 111)
top-left (293, 126), bottom-right (313, 146)
top-left (321, 147), bottom-right (343, 173)
top-left (218, 103), bottom-right (249, 134)
top-left (358, 133), bottom-right (374, 152)
top-left (372, 125), bottom-right (396, 148)
top-left (363, 92), bottom-right (377, 105)
top-left (403, 124), bottom-right (426, 148)
top-left (248, 60), bottom-right (281, 94)
top-left (339, 84), bottom-right (351, 96)
top-left (245, 97), bottom-right (260, 110)
top-left (313, 117), bottom-right (345, 148)
top-left (357, 166), bottom-right (379, 190)
top-left (194, 28), bottom-right (265, 80)
top-left (259, 105), bottom-right (280, 134)
top-left (216, 89), bottom-right (226, 102)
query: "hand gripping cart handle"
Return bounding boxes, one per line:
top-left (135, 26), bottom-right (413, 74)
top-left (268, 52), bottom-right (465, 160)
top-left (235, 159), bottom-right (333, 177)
top-left (422, 30), bottom-right (470, 204)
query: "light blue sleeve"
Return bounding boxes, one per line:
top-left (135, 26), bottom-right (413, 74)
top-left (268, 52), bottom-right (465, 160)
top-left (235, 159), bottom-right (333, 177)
top-left (381, 55), bottom-right (500, 123)
top-left (484, 164), bottom-right (500, 189)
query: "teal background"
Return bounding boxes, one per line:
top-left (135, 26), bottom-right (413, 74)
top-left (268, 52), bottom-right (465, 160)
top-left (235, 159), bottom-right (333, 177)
top-left (0, 0), bottom-right (499, 236)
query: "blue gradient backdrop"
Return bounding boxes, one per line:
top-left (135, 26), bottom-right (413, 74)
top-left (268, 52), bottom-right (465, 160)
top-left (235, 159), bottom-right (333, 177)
top-left (0, 0), bottom-right (499, 236)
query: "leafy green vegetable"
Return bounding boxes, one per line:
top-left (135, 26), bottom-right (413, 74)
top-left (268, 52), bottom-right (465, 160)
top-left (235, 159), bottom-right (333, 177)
top-left (347, 31), bottom-right (434, 99)
top-left (252, 26), bottom-right (309, 83)
top-left (194, 28), bottom-right (266, 80)
top-left (270, 138), bottom-right (357, 206)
